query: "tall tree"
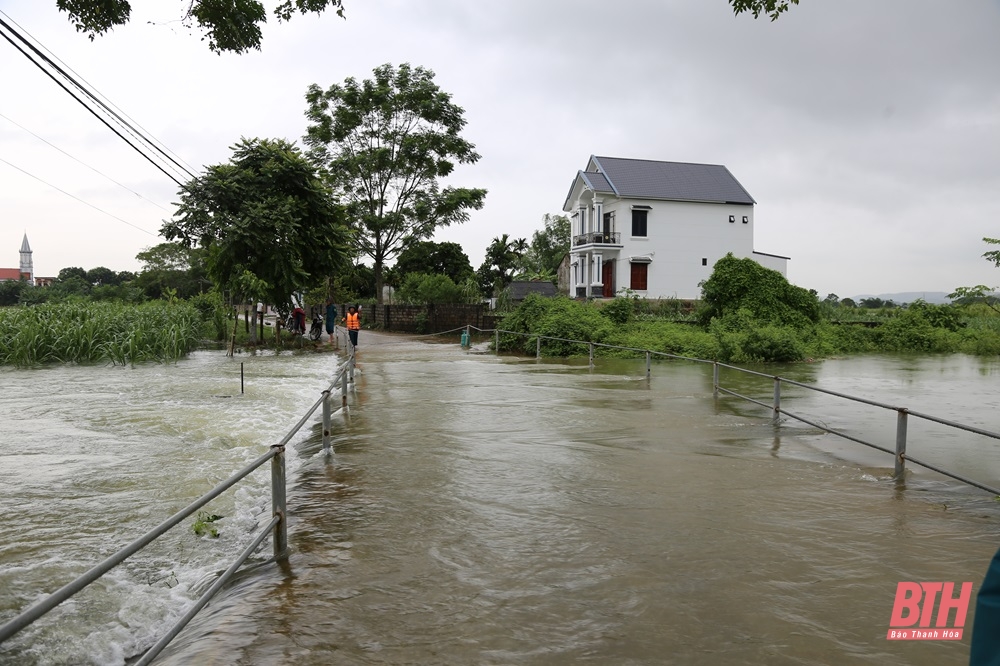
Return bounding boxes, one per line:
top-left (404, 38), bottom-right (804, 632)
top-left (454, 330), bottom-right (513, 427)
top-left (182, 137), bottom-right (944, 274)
top-left (477, 234), bottom-right (527, 298)
top-left (394, 241), bottom-right (474, 286)
top-left (304, 63), bottom-right (487, 304)
top-left (520, 214), bottom-right (570, 280)
top-left (54, 0), bottom-right (345, 54)
top-left (162, 137), bottom-right (351, 309)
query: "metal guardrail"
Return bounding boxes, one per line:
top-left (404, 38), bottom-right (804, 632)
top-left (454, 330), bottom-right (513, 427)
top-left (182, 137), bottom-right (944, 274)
top-left (460, 325), bottom-right (1000, 497)
top-left (0, 349), bottom-right (356, 663)
top-left (572, 231), bottom-right (621, 246)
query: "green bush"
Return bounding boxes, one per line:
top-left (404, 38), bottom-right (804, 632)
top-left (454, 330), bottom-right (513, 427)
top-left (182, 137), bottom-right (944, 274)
top-left (397, 273), bottom-right (464, 304)
top-left (499, 294), bottom-right (612, 356)
top-left (600, 296), bottom-right (635, 325)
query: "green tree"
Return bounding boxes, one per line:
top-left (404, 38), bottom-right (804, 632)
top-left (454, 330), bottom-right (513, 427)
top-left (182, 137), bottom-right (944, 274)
top-left (304, 63), bottom-right (487, 303)
top-left (477, 234), bottom-right (527, 298)
top-left (133, 242), bottom-right (210, 300)
top-left (162, 137), bottom-right (351, 309)
top-left (397, 273), bottom-right (464, 304)
top-left (85, 266), bottom-right (117, 286)
top-left (55, 0), bottom-right (345, 54)
top-left (519, 213), bottom-right (569, 280)
top-left (728, 0), bottom-right (801, 20)
top-left (57, 266), bottom-right (87, 282)
top-left (394, 241), bottom-right (473, 286)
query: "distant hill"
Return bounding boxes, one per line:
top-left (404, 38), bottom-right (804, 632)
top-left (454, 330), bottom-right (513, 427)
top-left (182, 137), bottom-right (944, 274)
top-left (849, 292), bottom-right (951, 305)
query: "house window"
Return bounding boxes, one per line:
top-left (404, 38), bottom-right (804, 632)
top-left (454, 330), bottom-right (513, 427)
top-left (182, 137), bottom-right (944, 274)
top-left (729, 215), bottom-right (735, 223)
top-left (630, 263), bottom-right (648, 290)
top-left (702, 258), bottom-right (707, 266)
top-left (742, 216), bottom-right (748, 224)
top-left (632, 209), bottom-right (648, 237)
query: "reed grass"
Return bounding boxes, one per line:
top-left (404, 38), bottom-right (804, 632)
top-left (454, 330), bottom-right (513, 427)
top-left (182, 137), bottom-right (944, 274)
top-left (0, 302), bottom-right (201, 367)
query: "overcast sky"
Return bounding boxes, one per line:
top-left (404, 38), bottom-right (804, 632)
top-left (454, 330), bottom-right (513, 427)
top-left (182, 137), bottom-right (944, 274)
top-left (1, 0), bottom-right (998, 298)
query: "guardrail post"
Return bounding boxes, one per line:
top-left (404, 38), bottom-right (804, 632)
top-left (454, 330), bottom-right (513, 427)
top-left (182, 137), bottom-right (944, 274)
top-left (773, 377), bottom-right (781, 421)
top-left (349, 352), bottom-right (355, 385)
top-left (895, 409), bottom-right (908, 480)
top-left (494, 329), bottom-right (499, 354)
top-left (645, 351), bottom-right (651, 379)
top-left (341, 366), bottom-right (348, 408)
top-left (322, 390), bottom-right (331, 452)
top-left (713, 362), bottom-right (719, 397)
top-left (536, 336), bottom-right (541, 359)
top-left (271, 445), bottom-right (288, 559)
top-left (589, 343), bottom-right (594, 367)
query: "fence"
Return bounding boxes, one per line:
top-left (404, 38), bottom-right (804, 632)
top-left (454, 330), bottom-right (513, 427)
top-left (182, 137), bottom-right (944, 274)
top-left (0, 350), bottom-right (356, 663)
top-left (476, 326), bottom-right (1000, 497)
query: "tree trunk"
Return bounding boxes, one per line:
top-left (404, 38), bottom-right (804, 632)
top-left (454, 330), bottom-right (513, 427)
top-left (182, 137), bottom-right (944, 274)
top-left (374, 259), bottom-right (384, 304)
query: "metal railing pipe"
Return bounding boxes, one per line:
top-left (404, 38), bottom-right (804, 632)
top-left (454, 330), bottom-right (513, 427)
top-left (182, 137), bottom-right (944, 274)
top-left (321, 390), bottom-right (331, 453)
top-left (773, 377), bottom-right (781, 422)
top-left (134, 514), bottom-right (281, 666)
top-left (0, 447), bottom-right (279, 643)
top-left (646, 351), bottom-right (651, 378)
top-left (895, 409), bottom-right (908, 480)
top-left (713, 362), bottom-right (719, 397)
top-left (271, 445), bottom-right (288, 559)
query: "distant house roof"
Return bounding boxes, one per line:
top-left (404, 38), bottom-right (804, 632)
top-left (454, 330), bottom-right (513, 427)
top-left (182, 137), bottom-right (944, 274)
top-left (0, 268), bottom-right (27, 281)
top-left (565, 155), bottom-right (756, 209)
top-left (508, 280), bottom-right (558, 300)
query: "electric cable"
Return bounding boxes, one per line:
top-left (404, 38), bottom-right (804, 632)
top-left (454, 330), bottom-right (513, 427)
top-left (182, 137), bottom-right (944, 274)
top-left (0, 155), bottom-right (158, 236)
top-left (0, 111), bottom-right (173, 213)
top-left (0, 14), bottom-right (193, 186)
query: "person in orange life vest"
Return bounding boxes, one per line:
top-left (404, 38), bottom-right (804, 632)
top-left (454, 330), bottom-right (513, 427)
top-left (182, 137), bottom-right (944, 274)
top-left (343, 305), bottom-right (360, 348)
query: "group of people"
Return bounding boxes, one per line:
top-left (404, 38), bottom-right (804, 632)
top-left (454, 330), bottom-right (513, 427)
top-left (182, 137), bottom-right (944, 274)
top-left (323, 300), bottom-right (361, 348)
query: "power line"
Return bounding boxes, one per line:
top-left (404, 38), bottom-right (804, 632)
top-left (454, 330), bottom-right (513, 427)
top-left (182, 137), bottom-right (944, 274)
top-left (0, 155), bottom-right (159, 237)
top-left (0, 12), bottom-right (197, 185)
top-left (0, 111), bottom-right (173, 213)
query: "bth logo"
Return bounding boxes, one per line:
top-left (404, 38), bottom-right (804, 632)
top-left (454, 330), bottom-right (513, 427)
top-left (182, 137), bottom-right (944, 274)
top-left (887, 582), bottom-right (973, 640)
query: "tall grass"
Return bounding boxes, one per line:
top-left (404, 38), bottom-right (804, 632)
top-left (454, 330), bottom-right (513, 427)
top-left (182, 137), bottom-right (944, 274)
top-left (0, 302), bottom-right (201, 367)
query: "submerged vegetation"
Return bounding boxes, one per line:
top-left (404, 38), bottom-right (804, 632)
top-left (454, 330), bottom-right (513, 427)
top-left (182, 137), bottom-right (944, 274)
top-left (498, 255), bottom-right (1000, 364)
top-left (0, 301), bottom-right (202, 367)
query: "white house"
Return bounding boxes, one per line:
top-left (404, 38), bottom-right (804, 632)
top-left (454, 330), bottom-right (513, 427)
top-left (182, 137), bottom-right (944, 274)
top-left (562, 156), bottom-right (788, 299)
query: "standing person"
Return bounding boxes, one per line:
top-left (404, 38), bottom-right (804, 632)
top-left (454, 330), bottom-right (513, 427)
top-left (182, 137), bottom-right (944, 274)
top-left (343, 305), bottom-right (361, 348)
top-left (325, 298), bottom-right (338, 345)
top-left (292, 304), bottom-right (306, 335)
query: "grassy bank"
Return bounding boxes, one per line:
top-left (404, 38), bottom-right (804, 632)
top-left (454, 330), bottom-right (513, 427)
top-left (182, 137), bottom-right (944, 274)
top-left (0, 301), bottom-right (202, 366)
top-left (497, 295), bottom-right (1000, 363)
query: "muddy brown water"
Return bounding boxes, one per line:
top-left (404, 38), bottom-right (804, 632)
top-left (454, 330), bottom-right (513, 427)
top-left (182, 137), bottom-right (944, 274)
top-left (1, 333), bottom-right (998, 665)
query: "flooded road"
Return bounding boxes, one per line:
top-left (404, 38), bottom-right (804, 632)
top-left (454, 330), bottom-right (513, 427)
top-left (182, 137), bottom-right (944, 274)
top-left (2, 335), bottom-right (999, 665)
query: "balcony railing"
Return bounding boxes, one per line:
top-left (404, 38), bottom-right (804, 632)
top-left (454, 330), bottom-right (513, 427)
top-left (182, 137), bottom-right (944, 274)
top-left (572, 231), bottom-right (621, 246)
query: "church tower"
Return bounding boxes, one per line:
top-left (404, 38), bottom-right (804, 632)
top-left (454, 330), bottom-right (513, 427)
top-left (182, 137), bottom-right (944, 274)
top-left (19, 233), bottom-right (33, 285)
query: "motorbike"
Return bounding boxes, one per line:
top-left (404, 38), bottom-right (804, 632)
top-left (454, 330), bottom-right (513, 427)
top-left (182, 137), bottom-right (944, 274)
top-left (309, 314), bottom-right (324, 341)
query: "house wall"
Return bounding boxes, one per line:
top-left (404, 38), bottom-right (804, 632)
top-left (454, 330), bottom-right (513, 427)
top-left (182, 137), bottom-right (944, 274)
top-left (599, 198), bottom-right (756, 299)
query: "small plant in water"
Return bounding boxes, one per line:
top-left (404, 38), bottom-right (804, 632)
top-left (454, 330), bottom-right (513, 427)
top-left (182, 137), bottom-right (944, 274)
top-left (192, 511), bottom-right (223, 538)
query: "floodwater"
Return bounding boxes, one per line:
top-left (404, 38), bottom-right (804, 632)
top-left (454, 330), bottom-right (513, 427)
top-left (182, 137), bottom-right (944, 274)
top-left (1, 334), bottom-right (999, 665)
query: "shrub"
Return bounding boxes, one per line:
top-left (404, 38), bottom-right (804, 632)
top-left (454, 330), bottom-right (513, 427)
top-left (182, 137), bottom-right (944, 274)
top-left (499, 294), bottom-right (612, 356)
top-left (600, 296), bottom-right (635, 325)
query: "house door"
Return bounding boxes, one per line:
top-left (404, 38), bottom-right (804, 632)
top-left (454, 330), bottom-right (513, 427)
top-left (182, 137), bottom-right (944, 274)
top-left (602, 260), bottom-right (614, 298)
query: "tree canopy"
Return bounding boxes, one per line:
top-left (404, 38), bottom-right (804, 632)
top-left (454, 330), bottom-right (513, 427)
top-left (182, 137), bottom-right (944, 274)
top-left (393, 241), bottom-right (473, 286)
top-left (304, 62), bottom-right (487, 303)
top-left (477, 234), bottom-right (527, 298)
top-left (55, 0), bottom-right (344, 53)
top-left (728, 0), bottom-right (801, 20)
top-left (162, 137), bottom-right (351, 307)
top-left (518, 214), bottom-right (569, 280)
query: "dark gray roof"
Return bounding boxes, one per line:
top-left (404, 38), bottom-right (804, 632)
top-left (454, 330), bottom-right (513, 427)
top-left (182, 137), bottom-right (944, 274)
top-left (508, 280), bottom-right (558, 300)
top-left (579, 171), bottom-right (613, 193)
top-left (591, 156), bottom-right (755, 205)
